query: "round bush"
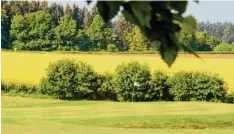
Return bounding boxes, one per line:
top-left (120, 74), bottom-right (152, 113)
top-left (40, 77), bottom-right (58, 97)
top-left (223, 93), bottom-right (234, 103)
top-left (168, 71), bottom-right (193, 101)
top-left (115, 61), bottom-right (151, 102)
top-left (148, 70), bottom-right (171, 101)
top-left (168, 71), bottom-right (228, 102)
top-left (97, 72), bottom-right (117, 101)
top-left (39, 59), bottom-right (98, 99)
top-left (39, 59), bottom-right (78, 99)
top-left (213, 42), bottom-right (233, 52)
top-left (75, 61), bottom-right (100, 100)
top-left (107, 44), bottom-right (117, 52)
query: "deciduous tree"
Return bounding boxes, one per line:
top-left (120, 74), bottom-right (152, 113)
top-left (114, 16), bottom-right (133, 51)
top-left (1, 1), bottom-right (12, 48)
top-left (214, 42), bottom-right (233, 52)
top-left (128, 26), bottom-right (148, 51)
top-left (206, 36), bottom-right (219, 50)
top-left (53, 15), bottom-right (77, 50)
top-left (11, 11), bottom-right (55, 50)
top-left (93, 1), bottom-right (198, 66)
top-left (86, 15), bottom-right (114, 50)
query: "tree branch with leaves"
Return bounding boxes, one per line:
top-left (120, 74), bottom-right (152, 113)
top-left (89, 1), bottom-right (199, 66)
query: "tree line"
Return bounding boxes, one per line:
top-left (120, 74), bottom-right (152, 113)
top-left (1, 0), bottom-right (234, 52)
top-left (198, 21), bottom-right (234, 43)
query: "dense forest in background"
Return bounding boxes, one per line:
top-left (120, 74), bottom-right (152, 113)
top-left (1, 0), bottom-right (234, 52)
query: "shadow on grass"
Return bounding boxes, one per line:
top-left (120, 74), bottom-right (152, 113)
top-left (112, 118), bottom-right (234, 130)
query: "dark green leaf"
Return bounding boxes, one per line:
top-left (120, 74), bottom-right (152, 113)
top-left (182, 44), bottom-right (201, 59)
top-left (159, 34), bottom-right (179, 67)
top-left (95, 1), bottom-right (199, 67)
top-left (97, 1), bottom-right (123, 22)
top-left (86, 0), bottom-right (92, 4)
top-left (194, 0), bottom-right (199, 4)
top-left (160, 44), bottom-right (178, 67)
top-left (169, 1), bottom-right (187, 15)
top-left (128, 1), bottom-right (151, 28)
top-left (183, 15), bottom-right (197, 32)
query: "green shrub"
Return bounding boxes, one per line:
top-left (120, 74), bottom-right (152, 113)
top-left (39, 59), bottom-right (78, 99)
top-left (97, 72), bottom-right (117, 101)
top-left (213, 42), bottom-right (233, 51)
top-left (39, 77), bottom-right (58, 97)
top-left (191, 72), bottom-right (227, 102)
top-left (39, 59), bottom-right (98, 99)
top-left (167, 71), bottom-right (192, 101)
top-left (2, 60), bottom-right (232, 103)
top-left (115, 61), bottom-right (151, 102)
top-left (74, 61), bottom-right (100, 100)
top-left (1, 81), bottom-right (37, 94)
top-left (168, 71), bottom-right (228, 102)
top-left (1, 81), bottom-right (7, 92)
top-left (148, 70), bottom-right (171, 101)
top-left (107, 44), bottom-right (117, 52)
top-left (223, 93), bottom-right (234, 103)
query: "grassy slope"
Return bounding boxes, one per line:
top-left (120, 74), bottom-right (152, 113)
top-left (2, 96), bottom-right (234, 134)
top-left (1, 51), bottom-right (234, 92)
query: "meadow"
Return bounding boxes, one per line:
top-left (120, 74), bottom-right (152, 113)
top-left (2, 51), bottom-right (234, 134)
top-left (1, 51), bottom-right (234, 92)
top-left (2, 96), bottom-right (234, 134)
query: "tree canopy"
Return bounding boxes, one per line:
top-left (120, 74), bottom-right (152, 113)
top-left (1, 0), bottom-right (234, 67)
top-left (94, 1), bottom-right (198, 66)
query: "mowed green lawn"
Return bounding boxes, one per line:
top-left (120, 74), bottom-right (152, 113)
top-left (2, 96), bottom-right (234, 134)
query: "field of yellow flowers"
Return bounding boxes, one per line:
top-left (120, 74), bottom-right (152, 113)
top-left (2, 51), bottom-right (234, 92)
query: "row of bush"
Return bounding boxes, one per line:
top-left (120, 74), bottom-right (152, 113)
top-left (1, 81), bottom-right (37, 94)
top-left (2, 59), bottom-right (233, 103)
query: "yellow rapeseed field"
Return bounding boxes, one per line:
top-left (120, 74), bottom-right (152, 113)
top-left (1, 51), bottom-right (234, 92)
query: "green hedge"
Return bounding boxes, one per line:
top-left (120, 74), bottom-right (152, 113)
top-left (39, 59), bottom-right (100, 100)
top-left (168, 71), bottom-right (228, 102)
top-left (97, 72), bottom-right (117, 101)
top-left (149, 70), bottom-right (172, 101)
top-left (2, 60), bottom-right (233, 103)
top-left (1, 81), bottom-right (38, 94)
top-left (115, 61), bottom-right (151, 102)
